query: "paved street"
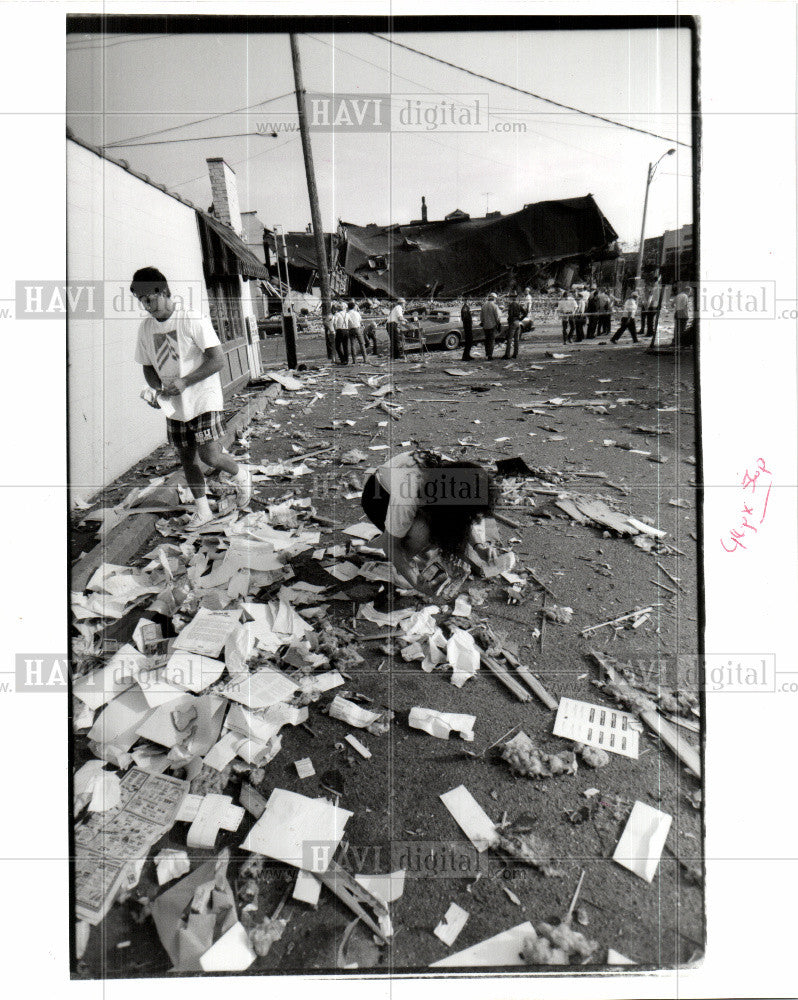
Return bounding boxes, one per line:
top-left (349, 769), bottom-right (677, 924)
top-left (79, 317), bottom-right (701, 975)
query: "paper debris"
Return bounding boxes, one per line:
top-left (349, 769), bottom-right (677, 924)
top-left (408, 707), bottom-right (475, 742)
top-left (294, 758), bottom-right (315, 779)
top-left (240, 788), bottom-right (353, 872)
top-left (500, 730), bottom-right (577, 779)
top-left (73, 644), bottom-right (146, 711)
top-left (293, 869), bottom-right (322, 906)
top-left (434, 903), bottom-right (469, 946)
top-left (439, 785), bottom-right (498, 852)
top-left (613, 801), bottom-right (672, 882)
top-left (345, 734), bottom-right (372, 758)
top-left (431, 922), bottom-right (535, 967)
top-left (163, 651), bottom-right (225, 692)
top-left (354, 870), bottom-right (406, 905)
top-left (221, 666), bottom-right (300, 710)
top-left (328, 695), bottom-right (380, 730)
top-left (446, 628), bottom-right (481, 688)
top-left (553, 698), bottom-right (641, 759)
top-left (199, 921), bottom-right (256, 972)
top-left (155, 848), bottom-right (191, 886)
top-left (452, 595), bottom-right (472, 618)
top-left (172, 608), bottom-right (241, 658)
top-left (607, 948), bottom-right (636, 964)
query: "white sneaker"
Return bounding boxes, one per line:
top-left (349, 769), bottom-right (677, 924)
top-left (184, 509), bottom-right (215, 530)
top-left (233, 467), bottom-right (252, 507)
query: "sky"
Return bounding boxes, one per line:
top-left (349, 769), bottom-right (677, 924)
top-left (66, 26), bottom-right (694, 244)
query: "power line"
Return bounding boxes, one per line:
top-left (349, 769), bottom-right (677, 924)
top-left (106, 131), bottom-right (289, 148)
top-left (368, 32), bottom-right (691, 149)
top-left (170, 135), bottom-right (301, 189)
top-left (102, 91), bottom-right (294, 148)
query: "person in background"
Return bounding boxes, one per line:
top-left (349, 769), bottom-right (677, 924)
top-left (586, 287), bottom-right (600, 339)
top-left (460, 297), bottom-right (475, 361)
top-left (131, 266), bottom-right (250, 529)
top-left (523, 286), bottom-right (534, 323)
top-left (480, 292), bottom-right (502, 360)
top-left (573, 289), bottom-right (587, 342)
top-left (672, 283), bottom-right (691, 347)
top-left (346, 299), bottom-right (367, 363)
top-left (611, 291), bottom-right (640, 344)
top-left (363, 319), bottom-right (379, 356)
top-left (504, 289), bottom-right (524, 360)
top-left (387, 298), bottom-right (408, 361)
top-left (640, 285), bottom-right (658, 338)
top-left (332, 302), bottom-right (349, 364)
top-left (361, 450), bottom-right (498, 598)
top-left (556, 290), bottom-right (577, 343)
top-left (596, 287), bottom-right (613, 338)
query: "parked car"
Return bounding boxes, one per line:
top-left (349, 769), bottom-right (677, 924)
top-left (402, 304), bottom-right (530, 351)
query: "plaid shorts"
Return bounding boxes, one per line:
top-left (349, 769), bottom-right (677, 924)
top-left (166, 411), bottom-right (225, 449)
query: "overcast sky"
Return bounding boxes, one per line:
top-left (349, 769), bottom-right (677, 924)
top-left (67, 26), bottom-right (693, 243)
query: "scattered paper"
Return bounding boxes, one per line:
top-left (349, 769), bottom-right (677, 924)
top-left (431, 922), bottom-right (535, 967)
top-left (446, 628), bottom-right (481, 688)
top-left (294, 758), bottom-right (315, 779)
top-left (342, 522), bottom-right (383, 541)
top-left (73, 644), bottom-right (146, 711)
top-left (155, 848), bottom-right (191, 886)
top-left (607, 949), bottom-right (636, 965)
top-left (172, 608), bottom-right (241, 658)
top-left (293, 869), bottom-right (322, 906)
top-left (221, 666), bottom-right (300, 710)
top-left (553, 698), bottom-right (641, 759)
top-left (344, 734), bottom-right (372, 759)
top-left (409, 707), bottom-right (475, 742)
top-left (439, 785), bottom-right (498, 853)
top-left (353, 870), bottom-right (406, 905)
top-left (434, 903), bottom-right (470, 946)
top-left (613, 801), bottom-right (672, 882)
top-left (162, 651), bottom-right (225, 693)
top-left (329, 695), bottom-right (380, 729)
top-left (240, 788), bottom-right (353, 872)
top-left (199, 921), bottom-right (256, 972)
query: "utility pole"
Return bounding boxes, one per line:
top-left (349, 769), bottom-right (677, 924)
top-left (290, 33), bottom-right (333, 361)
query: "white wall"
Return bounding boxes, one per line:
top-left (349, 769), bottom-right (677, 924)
top-left (67, 140), bottom-right (209, 505)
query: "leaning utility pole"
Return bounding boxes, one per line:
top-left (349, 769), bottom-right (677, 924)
top-left (290, 34), bottom-right (333, 361)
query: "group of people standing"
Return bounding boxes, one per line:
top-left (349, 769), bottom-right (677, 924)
top-left (556, 285), bottom-right (691, 346)
top-left (460, 287), bottom-right (535, 362)
top-left (329, 300), bottom-right (379, 365)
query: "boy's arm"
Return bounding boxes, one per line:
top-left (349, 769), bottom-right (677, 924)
top-left (143, 365), bottom-right (162, 390)
top-left (161, 346), bottom-right (224, 395)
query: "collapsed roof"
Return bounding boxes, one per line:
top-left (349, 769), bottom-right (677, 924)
top-left (339, 195), bottom-right (619, 298)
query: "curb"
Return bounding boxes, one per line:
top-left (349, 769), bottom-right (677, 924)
top-left (71, 382), bottom-right (282, 593)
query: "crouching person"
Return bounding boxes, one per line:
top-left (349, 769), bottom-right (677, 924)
top-left (361, 451), bottom-right (497, 598)
top-left (131, 266), bottom-right (251, 529)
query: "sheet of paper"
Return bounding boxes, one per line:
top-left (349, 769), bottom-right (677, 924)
top-left (172, 608), bottom-right (241, 657)
top-left (240, 788), bottom-right (352, 872)
top-left (431, 922), bottom-right (535, 967)
top-left (221, 666), bottom-right (299, 709)
top-left (447, 628), bottom-right (481, 688)
top-left (354, 870), bottom-right (406, 905)
top-left (162, 651), bottom-right (225, 693)
top-left (293, 869), bottom-right (322, 906)
top-left (434, 903), bottom-right (470, 946)
top-left (294, 758), bottom-right (315, 779)
top-left (297, 671), bottom-right (345, 696)
top-left (344, 734), bottom-right (372, 759)
top-left (328, 695), bottom-right (380, 729)
top-left (155, 848), bottom-right (191, 886)
top-left (360, 602), bottom-right (416, 626)
top-left (203, 731), bottom-right (243, 771)
top-left (73, 644), bottom-right (147, 711)
top-left (607, 948), bottom-right (636, 964)
top-left (326, 561), bottom-right (361, 582)
top-left (553, 697), bottom-right (641, 759)
top-left (613, 800), bottom-right (673, 882)
top-left (439, 785), bottom-right (498, 853)
top-left (88, 769), bottom-right (122, 812)
top-left (186, 794), bottom-right (245, 848)
top-left (342, 521), bottom-right (383, 541)
top-left (409, 707), bottom-right (475, 742)
top-left (135, 692), bottom-right (196, 748)
top-left (88, 685), bottom-right (153, 750)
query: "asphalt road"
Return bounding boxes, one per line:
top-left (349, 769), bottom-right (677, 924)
top-left (79, 318), bottom-right (702, 977)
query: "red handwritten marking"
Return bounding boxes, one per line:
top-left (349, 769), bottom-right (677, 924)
top-left (723, 458), bottom-right (772, 552)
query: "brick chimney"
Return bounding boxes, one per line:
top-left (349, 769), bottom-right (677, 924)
top-left (421, 195), bottom-right (428, 223)
top-left (206, 157), bottom-right (242, 235)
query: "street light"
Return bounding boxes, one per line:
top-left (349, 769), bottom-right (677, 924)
top-left (635, 148), bottom-right (676, 281)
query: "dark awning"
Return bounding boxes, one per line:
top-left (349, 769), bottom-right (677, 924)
top-left (197, 211), bottom-right (270, 280)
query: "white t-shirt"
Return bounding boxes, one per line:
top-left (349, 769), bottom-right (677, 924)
top-left (346, 309), bottom-right (362, 330)
top-left (622, 298), bottom-right (638, 318)
top-left (387, 305), bottom-right (404, 324)
top-left (375, 452), bottom-right (424, 539)
top-left (557, 297), bottom-right (577, 316)
top-left (333, 311), bottom-right (348, 330)
top-left (134, 308), bottom-right (224, 422)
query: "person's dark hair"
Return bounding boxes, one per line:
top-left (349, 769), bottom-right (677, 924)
top-left (416, 459), bottom-right (498, 557)
top-left (130, 266), bottom-right (170, 298)
top-left (348, 300), bottom-right (356, 310)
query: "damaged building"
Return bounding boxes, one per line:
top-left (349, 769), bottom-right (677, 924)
top-left (338, 195), bottom-right (619, 299)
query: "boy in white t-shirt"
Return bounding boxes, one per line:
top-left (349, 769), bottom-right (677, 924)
top-left (131, 267), bottom-right (250, 528)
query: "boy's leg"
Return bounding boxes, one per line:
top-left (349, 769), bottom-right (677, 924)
top-left (195, 413), bottom-right (252, 507)
top-left (171, 425), bottom-right (214, 527)
top-left (175, 443), bottom-right (205, 498)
